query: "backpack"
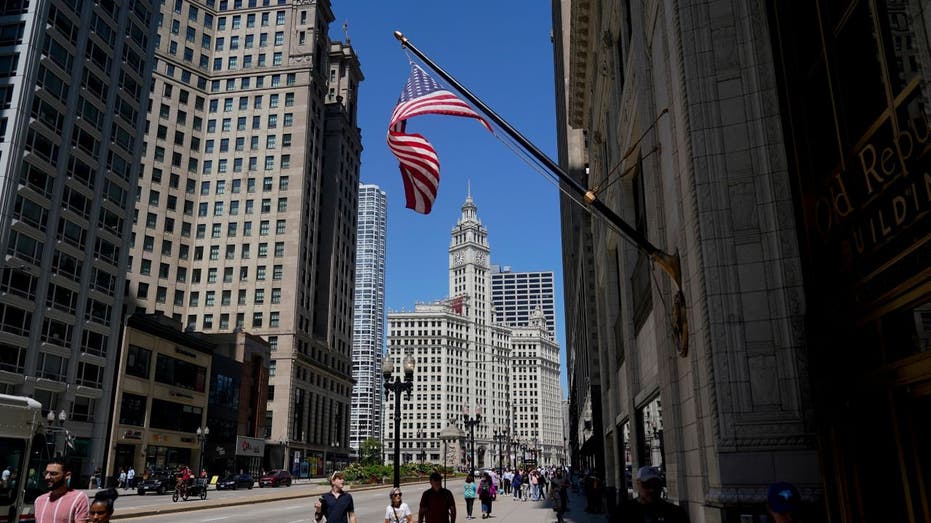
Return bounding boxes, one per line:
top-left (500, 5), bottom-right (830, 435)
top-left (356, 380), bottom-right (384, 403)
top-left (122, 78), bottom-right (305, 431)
top-left (478, 481), bottom-right (490, 498)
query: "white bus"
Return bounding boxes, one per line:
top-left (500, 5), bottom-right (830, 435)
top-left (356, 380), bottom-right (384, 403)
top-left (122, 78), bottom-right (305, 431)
top-left (0, 394), bottom-right (48, 523)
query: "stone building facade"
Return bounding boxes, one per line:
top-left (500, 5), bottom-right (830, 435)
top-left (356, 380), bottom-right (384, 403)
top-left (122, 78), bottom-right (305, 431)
top-left (125, 0), bottom-right (361, 474)
top-left (555, 0), bottom-right (818, 520)
top-left (555, 1), bottom-right (931, 521)
top-left (0, 0), bottom-right (157, 479)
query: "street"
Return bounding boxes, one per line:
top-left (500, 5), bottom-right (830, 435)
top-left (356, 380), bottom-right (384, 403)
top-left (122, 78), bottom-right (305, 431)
top-left (99, 481), bottom-right (327, 512)
top-left (110, 482), bottom-right (590, 523)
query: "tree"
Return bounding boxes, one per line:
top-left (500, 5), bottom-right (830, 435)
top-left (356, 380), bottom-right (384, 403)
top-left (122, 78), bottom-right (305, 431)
top-left (359, 438), bottom-right (383, 466)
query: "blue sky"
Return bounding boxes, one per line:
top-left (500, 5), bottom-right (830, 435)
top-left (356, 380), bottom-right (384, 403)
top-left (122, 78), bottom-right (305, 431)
top-left (330, 2), bottom-right (567, 396)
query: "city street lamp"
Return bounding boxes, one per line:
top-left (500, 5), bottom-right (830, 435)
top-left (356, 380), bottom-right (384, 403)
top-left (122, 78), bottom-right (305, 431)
top-left (383, 352), bottom-right (415, 488)
top-left (439, 422), bottom-right (464, 489)
top-left (531, 437), bottom-right (538, 465)
top-left (492, 428), bottom-right (507, 473)
top-left (196, 426), bottom-right (210, 476)
top-left (508, 437), bottom-right (520, 469)
top-left (46, 409), bottom-right (69, 457)
top-left (417, 429), bottom-right (426, 464)
top-left (462, 408), bottom-right (481, 473)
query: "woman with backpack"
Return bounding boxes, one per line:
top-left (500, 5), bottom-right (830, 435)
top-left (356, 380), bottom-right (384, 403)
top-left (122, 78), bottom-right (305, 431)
top-left (478, 472), bottom-right (496, 519)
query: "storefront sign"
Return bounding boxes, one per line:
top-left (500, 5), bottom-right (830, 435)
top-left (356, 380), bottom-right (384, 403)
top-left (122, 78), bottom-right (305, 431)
top-left (123, 430), bottom-right (143, 440)
top-left (235, 436), bottom-right (265, 457)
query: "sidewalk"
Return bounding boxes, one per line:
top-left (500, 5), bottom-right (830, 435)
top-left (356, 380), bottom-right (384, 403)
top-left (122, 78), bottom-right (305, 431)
top-left (463, 489), bottom-right (609, 523)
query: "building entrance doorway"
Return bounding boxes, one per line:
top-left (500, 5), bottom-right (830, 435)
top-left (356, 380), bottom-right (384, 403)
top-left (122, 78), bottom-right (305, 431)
top-left (893, 376), bottom-right (931, 523)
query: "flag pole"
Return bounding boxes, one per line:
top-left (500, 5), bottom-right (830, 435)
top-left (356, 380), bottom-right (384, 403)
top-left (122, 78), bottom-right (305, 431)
top-left (393, 31), bottom-right (688, 356)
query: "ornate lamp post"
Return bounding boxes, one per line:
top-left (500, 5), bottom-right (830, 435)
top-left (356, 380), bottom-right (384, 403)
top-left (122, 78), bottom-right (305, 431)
top-left (492, 428), bottom-right (507, 473)
top-left (462, 408), bottom-right (481, 473)
top-left (417, 429), bottom-right (426, 464)
top-left (383, 352), bottom-right (415, 488)
top-left (196, 426), bottom-right (210, 476)
top-left (509, 436), bottom-right (520, 469)
top-left (531, 437), bottom-right (539, 466)
top-left (46, 409), bottom-right (69, 457)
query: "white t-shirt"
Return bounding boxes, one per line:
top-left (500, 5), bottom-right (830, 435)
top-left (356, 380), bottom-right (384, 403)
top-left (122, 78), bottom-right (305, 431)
top-left (384, 502), bottom-right (411, 523)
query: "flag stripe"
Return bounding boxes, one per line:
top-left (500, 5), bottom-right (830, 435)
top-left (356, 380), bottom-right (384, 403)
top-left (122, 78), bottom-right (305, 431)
top-left (387, 64), bottom-right (493, 214)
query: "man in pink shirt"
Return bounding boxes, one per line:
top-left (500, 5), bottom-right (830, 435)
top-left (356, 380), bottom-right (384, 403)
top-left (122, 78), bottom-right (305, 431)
top-left (34, 458), bottom-right (88, 523)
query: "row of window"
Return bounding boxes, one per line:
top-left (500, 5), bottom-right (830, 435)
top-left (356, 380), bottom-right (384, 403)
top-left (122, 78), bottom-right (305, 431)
top-left (135, 260), bottom-right (284, 281)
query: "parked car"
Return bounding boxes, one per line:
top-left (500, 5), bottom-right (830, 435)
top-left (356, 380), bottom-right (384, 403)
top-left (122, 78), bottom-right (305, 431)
top-left (216, 473), bottom-right (255, 490)
top-left (258, 469), bottom-right (292, 487)
top-left (137, 470), bottom-right (174, 495)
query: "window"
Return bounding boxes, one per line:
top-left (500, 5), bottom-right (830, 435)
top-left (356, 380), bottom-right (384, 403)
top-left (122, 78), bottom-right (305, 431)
top-left (276, 11), bottom-right (285, 25)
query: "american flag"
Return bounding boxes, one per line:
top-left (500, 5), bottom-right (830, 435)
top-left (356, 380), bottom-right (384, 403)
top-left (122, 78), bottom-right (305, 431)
top-left (387, 63), bottom-right (491, 214)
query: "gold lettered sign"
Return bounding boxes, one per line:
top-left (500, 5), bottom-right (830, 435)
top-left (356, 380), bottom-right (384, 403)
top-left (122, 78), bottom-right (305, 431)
top-left (809, 77), bottom-right (931, 308)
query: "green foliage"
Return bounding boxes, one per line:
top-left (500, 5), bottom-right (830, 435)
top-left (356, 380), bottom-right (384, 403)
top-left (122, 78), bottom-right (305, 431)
top-left (359, 438), bottom-right (383, 466)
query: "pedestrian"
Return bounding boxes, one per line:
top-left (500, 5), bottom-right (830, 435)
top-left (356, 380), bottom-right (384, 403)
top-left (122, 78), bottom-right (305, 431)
top-left (314, 471), bottom-right (357, 523)
top-left (548, 468), bottom-right (569, 523)
top-left (417, 471), bottom-right (456, 523)
top-left (462, 473), bottom-right (477, 520)
top-left (615, 466), bottom-right (689, 523)
top-left (126, 467), bottom-right (135, 490)
top-left (502, 470), bottom-right (512, 495)
top-left (384, 487), bottom-right (413, 523)
top-left (88, 488), bottom-right (118, 523)
top-left (767, 482), bottom-right (802, 523)
top-left (511, 470), bottom-right (523, 500)
top-left (529, 470), bottom-right (540, 501)
top-left (477, 471), bottom-right (495, 519)
top-left (117, 468), bottom-right (126, 491)
top-left (35, 458), bottom-right (89, 523)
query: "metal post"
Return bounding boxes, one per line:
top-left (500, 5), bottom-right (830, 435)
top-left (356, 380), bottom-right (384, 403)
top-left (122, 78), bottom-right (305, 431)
top-left (383, 353), bottom-right (415, 489)
top-left (393, 387), bottom-right (402, 487)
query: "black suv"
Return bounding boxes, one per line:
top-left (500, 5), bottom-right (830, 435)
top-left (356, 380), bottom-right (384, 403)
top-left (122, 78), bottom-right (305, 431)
top-left (137, 470), bottom-right (174, 495)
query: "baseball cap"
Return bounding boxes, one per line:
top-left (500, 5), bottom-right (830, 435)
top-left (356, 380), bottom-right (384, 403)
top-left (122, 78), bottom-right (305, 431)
top-left (429, 471), bottom-right (442, 481)
top-left (330, 471), bottom-right (345, 482)
top-left (636, 466), bottom-right (663, 482)
top-left (767, 482), bottom-right (801, 513)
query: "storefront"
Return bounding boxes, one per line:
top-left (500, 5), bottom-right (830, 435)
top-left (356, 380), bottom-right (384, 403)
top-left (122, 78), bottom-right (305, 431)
top-left (770, 1), bottom-right (931, 520)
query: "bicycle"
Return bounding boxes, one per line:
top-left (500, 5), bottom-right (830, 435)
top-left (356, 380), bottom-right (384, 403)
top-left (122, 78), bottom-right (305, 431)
top-left (172, 477), bottom-right (190, 502)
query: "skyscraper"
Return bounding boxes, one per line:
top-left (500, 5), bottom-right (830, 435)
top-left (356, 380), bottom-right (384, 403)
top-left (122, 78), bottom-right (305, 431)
top-left (125, 0), bottom-right (361, 473)
top-left (384, 193), bottom-right (563, 468)
top-left (491, 267), bottom-right (556, 337)
top-left (350, 183), bottom-right (387, 453)
top-left (0, 1), bottom-right (158, 477)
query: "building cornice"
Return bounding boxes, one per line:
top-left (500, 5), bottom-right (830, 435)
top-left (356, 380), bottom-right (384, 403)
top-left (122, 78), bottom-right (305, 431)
top-left (567, 0), bottom-right (593, 128)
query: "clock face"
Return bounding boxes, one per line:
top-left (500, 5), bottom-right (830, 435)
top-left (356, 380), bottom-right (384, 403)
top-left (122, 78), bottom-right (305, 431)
top-left (477, 253), bottom-right (486, 264)
top-left (454, 252), bottom-right (464, 265)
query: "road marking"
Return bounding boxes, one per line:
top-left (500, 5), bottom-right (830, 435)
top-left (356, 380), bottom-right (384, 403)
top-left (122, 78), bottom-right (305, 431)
top-left (286, 519), bottom-right (307, 523)
top-left (201, 517), bottom-right (229, 521)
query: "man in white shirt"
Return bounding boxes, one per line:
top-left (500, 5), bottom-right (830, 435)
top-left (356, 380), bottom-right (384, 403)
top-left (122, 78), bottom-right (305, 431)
top-left (126, 467), bottom-right (135, 489)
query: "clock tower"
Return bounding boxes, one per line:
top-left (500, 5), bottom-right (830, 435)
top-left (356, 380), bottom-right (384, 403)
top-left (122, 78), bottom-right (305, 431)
top-left (449, 191), bottom-right (492, 326)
